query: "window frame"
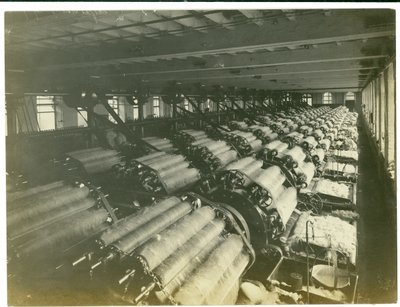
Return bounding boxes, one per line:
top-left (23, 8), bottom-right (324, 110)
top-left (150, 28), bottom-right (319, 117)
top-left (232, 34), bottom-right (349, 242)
top-left (36, 95), bottom-right (56, 130)
top-left (153, 96), bottom-right (160, 117)
top-left (77, 107), bottom-right (88, 127)
top-left (322, 92), bottom-right (333, 104)
top-left (107, 97), bottom-right (119, 123)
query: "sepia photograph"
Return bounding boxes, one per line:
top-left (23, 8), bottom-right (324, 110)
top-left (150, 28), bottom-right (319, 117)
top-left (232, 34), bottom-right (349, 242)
top-left (3, 3), bottom-right (397, 306)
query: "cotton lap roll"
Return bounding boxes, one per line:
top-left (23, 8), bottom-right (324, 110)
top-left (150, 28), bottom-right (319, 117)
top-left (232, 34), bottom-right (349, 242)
top-left (313, 148), bottom-right (325, 162)
top-left (147, 155), bottom-right (186, 171)
top-left (8, 185), bottom-right (90, 227)
top-left (274, 187), bottom-right (298, 225)
top-left (136, 152), bottom-right (167, 163)
top-left (240, 160), bottom-right (263, 182)
top-left (140, 153), bottom-right (176, 167)
top-left (206, 141), bottom-right (229, 153)
top-left (155, 236), bottom-right (224, 303)
top-left (138, 207), bottom-right (215, 271)
top-left (283, 146), bottom-right (307, 164)
top-left (99, 197), bottom-right (182, 246)
top-left (182, 130), bottom-right (207, 138)
top-left (225, 157), bottom-right (255, 171)
top-left (249, 139), bottom-right (263, 152)
top-left (216, 150), bottom-right (237, 167)
top-left (255, 167), bottom-right (286, 200)
top-left (266, 132), bottom-right (279, 141)
top-left (296, 161), bottom-right (316, 186)
top-left (205, 251), bottom-right (250, 305)
top-left (8, 197), bottom-right (96, 240)
top-left (161, 168), bottom-right (201, 193)
top-left (7, 181), bottom-right (65, 203)
top-left (84, 157), bottom-right (121, 174)
top-left (173, 234), bottom-right (245, 305)
top-left (144, 138), bottom-right (171, 147)
top-left (154, 219), bottom-right (225, 286)
top-left (8, 184), bottom-right (76, 212)
top-left (16, 208), bottom-right (108, 257)
top-left (192, 138), bottom-right (213, 146)
top-left (275, 142), bottom-right (289, 154)
top-left (157, 161), bottom-right (191, 178)
top-left (210, 143), bottom-right (231, 156)
top-left (112, 201), bottom-right (192, 254)
top-left (67, 149), bottom-right (118, 164)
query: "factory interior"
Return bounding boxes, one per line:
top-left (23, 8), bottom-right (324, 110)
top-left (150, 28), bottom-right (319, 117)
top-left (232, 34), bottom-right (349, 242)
top-left (4, 8), bottom-right (397, 305)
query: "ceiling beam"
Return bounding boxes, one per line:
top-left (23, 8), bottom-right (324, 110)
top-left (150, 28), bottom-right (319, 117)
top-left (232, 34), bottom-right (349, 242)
top-left (6, 10), bottom-right (394, 71)
top-left (155, 11), bottom-right (209, 33)
top-left (239, 10), bottom-right (264, 26)
top-left (24, 31), bottom-right (392, 72)
top-left (201, 12), bottom-right (235, 30)
top-left (41, 38), bottom-right (387, 78)
top-left (137, 69), bottom-right (375, 83)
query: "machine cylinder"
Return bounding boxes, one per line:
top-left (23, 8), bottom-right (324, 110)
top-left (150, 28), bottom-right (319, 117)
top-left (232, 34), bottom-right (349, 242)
top-left (99, 197), bottom-right (182, 246)
top-left (138, 206), bottom-right (216, 270)
top-left (112, 201), bottom-right (192, 254)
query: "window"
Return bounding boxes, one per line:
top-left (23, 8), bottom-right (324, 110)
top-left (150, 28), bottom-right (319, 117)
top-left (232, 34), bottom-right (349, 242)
top-left (205, 98), bottom-right (212, 112)
top-left (183, 98), bottom-right (189, 110)
top-left (345, 92), bottom-right (355, 101)
top-left (132, 99), bottom-right (139, 120)
top-left (323, 92), bottom-right (332, 104)
top-left (302, 94), bottom-right (312, 106)
top-left (37, 95), bottom-right (56, 130)
top-left (77, 107), bottom-right (88, 127)
top-left (153, 96), bottom-right (160, 117)
top-left (108, 97), bottom-right (119, 123)
top-left (282, 93), bottom-right (291, 103)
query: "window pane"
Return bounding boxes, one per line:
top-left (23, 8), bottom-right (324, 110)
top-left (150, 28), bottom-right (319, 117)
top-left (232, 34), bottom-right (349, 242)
top-left (77, 108), bottom-right (88, 127)
top-left (133, 107), bottom-right (139, 120)
top-left (323, 92), bottom-right (332, 104)
top-left (37, 96), bottom-right (54, 104)
top-left (37, 95), bottom-right (56, 130)
top-left (37, 105), bottom-right (55, 112)
top-left (37, 112), bottom-right (55, 130)
top-left (154, 107), bottom-right (160, 117)
top-left (345, 92), bottom-right (355, 100)
top-left (153, 96), bottom-right (160, 116)
top-left (108, 99), bottom-right (119, 123)
top-left (153, 96), bottom-right (160, 107)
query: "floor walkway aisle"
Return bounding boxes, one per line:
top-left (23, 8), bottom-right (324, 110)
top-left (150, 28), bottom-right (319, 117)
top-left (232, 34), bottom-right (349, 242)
top-left (356, 119), bottom-right (397, 303)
